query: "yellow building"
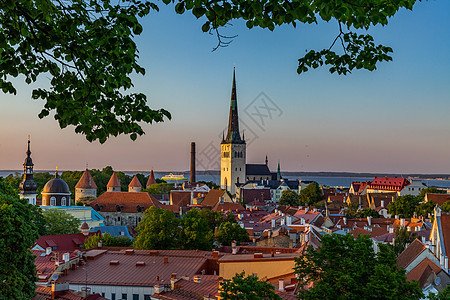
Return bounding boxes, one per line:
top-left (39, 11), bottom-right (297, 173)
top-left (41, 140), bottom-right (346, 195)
top-left (218, 252), bottom-right (299, 280)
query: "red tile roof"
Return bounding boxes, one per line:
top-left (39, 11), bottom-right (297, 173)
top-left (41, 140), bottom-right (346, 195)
top-left (397, 239), bottom-right (426, 269)
top-left (170, 191), bottom-right (192, 207)
top-left (57, 249), bottom-right (213, 287)
top-left (368, 177), bottom-right (410, 192)
top-left (147, 170), bottom-right (157, 187)
top-left (75, 169), bottom-right (97, 189)
top-left (441, 213), bottom-right (450, 257)
top-left (202, 190), bottom-right (226, 207)
top-left (426, 193), bottom-right (450, 206)
top-left (35, 233), bottom-right (97, 252)
top-left (90, 192), bottom-right (162, 213)
top-left (240, 188), bottom-right (271, 204)
top-left (212, 202), bottom-right (245, 212)
top-left (129, 175), bottom-right (142, 187)
top-left (107, 173), bottom-right (120, 187)
top-left (406, 257), bottom-right (442, 288)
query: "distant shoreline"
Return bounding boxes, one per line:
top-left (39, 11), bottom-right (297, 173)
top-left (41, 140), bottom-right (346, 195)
top-left (1, 169), bottom-right (449, 181)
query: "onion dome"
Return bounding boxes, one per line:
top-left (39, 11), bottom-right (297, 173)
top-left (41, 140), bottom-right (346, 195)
top-left (129, 175), bottom-right (142, 188)
top-left (75, 169), bottom-right (97, 189)
top-left (146, 170), bottom-right (156, 187)
top-left (42, 170), bottom-right (70, 195)
top-left (107, 172), bottom-right (121, 188)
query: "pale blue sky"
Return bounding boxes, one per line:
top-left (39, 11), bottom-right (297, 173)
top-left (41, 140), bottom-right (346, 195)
top-left (1, 1), bottom-right (449, 173)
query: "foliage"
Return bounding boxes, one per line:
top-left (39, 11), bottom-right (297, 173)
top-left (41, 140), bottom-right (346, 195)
top-left (83, 233), bottom-right (132, 250)
top-left (416, 200), bottom-right (436, 217)
top-left (428, 285), bottom-right (450, 300)
top-left (0, 178), bottom-right (41, 299)
top-left (299, 182), bottom-right (322, 205)
top-left (344, 207), bottom-right (379, 219)
top-left (134, 206), bottom-right (179, 250)
top-left (215, 221), bottom-right (249, 246)
top-left (43, 209), bottom-right (80, 235)
top-left (198, 181), bottom-right (220, 189)
top-left (295, 234), bottom-right (423, 300)
top-left (442, 201), bottom-right (450, 213)
top-left (279, 189), bottom-right (300, 206)
top-left (143, 182), bottom-right (174, 195)
top-left (392, 226), bottom-right (418, 257)
top-left (198, 209), bottom-right (236, 231)
top-left (179, 208), bottom-right (214, 250)
top-left (417, 187), bottom-right (445, 201)
top-left (219, 272), bottom-right (281, 300)
top-left (0, 0), bottom-right (170, 143)
top-left (388, 195), bottom-right (421, 218)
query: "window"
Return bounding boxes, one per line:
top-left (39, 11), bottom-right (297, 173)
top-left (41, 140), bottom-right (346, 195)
top-left (50, 197), bottom-right (56, 206)
top-left (133, 294), bottom-right (139, 300)
top-left (111, 294), bottom-right (116, 300)
top-left (122, 294), bottom-right (127, 300)
top-left (144, 296), bottom-right (151, 300)
top-left (117, 217), bottom-right (121, 222)
top-left (61, 197), bottom-right (66, 206)
top-left (102, 293), bottom-right (105, 297)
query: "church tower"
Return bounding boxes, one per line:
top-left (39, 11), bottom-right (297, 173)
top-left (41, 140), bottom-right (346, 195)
top-left (19, 137), bottom-right (38, 205)
top-left (221, 67), bottom-right (246, 195)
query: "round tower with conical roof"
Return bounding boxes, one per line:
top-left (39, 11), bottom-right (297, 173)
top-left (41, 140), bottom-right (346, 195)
top-left (19, 137), bottom-right (38, 205)
top-left (146, 170), bottom-right (156, 189)
top-left (75, 169), bottom-right (97, 202)
top-left (107, 172), bottom-right (121, 192)
top-left (128, 175), bottom-right (142, 192)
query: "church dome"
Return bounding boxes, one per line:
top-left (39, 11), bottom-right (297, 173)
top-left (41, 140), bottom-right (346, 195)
top-left (42, 176), bottom-right (70, 195)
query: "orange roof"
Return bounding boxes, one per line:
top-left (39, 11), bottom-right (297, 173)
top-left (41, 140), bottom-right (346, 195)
top-left (34, 286), bottom-right (107, 300)
top-left (202, 190), bottom-right (226, 207)
top-left (170, 191), bottom-right (192, 207)
top-left (406, 257), bottom-right (442, 288)
top-left (129, 175), bottom-right (142, 188)
top-left (107, 172), bottom-right (120, 187)
top-left (90, 192), bottom-right (162, 213)
top-left (397, 239), bottom-right (426, 269)
top-left (426, 193), bottom-right (450, 206)
top-left (147, 170), bottom-right (157, 187)
top-left (75, 169), bottom-right (97, 189)
top-left (368, 177), bottom-right (410, 192)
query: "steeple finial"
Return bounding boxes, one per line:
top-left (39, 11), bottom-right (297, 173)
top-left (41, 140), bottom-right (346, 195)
top-left (26, 135), bottom-right (31, 158)
top-left (55, 166), bottom-right (58, 178)
top-left (265, 155), bottom-right (268, 165)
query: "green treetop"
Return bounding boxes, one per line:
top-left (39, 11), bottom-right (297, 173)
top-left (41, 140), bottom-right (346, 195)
top-left (295, 234), bottom-right (423, 300)
top-left (219, 272), bottom-right (281, 300)
top-left (279, 189), bottom-right (300, 206)
top-left (42, 209), bottom-right (80, 235)
top-left (299, 182), bottom-right (322, 205)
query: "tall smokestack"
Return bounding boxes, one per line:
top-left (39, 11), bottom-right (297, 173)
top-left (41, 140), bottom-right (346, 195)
top-left (190, 142), bottom-right (196, 183)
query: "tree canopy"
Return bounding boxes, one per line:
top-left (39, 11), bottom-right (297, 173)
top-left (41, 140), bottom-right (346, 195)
top-left (84, 232), bottom-right (132, 249)
top-left (388, 195), bottom-right (421, 218)
top-left (1, 0), bottom-right (420, 142)
top-left (392, 227), bottom-right (418, 257)
top-left (215, 221), bottom-right (249, 246)
top-left (295, 234), bottom-right (423, 300)
top-left (279, 189), bottom-right (300, 206)
top-left (42, 209), bottom-right (80, 235)
top-left (219, 272), bottom-right (281, 300)
top-left (0, 178), bottom-right (42, 299)
top-left (134, 206), bottom-right (179, 250)
top-left (299, 182), bottom-right (322, 205)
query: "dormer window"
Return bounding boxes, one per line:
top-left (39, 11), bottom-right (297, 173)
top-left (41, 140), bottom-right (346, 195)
top-left (137, 205), bottom-right (143, 213)
top-left (94, 204), bottom-right (100, 211)
top-left (116, 205), bottom-right (122, 212)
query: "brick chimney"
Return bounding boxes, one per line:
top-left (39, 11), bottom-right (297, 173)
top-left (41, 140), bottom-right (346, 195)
top-left (278, 278), bottom-right (285, 292)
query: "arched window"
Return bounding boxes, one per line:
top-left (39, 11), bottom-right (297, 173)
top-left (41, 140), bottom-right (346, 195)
top-left (61, 197), bottom-right (66, 206)
top-left (50, 197), bottom-right (56, 206)
top-left (237, 177), bottom-right (240, 184)
top-left (224, 177), bottom-right (228, 188)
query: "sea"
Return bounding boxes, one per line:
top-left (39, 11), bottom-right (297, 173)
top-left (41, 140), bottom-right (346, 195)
top-left (3, 170), bottom-right (450, 190)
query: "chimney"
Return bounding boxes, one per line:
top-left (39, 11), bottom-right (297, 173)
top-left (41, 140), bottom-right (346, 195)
top-left (190, 142), bottom-right (196, 183)
top-left (80, 287), bottom-right (91, 298)
top-left (422, 236), bottom-right (426, 244)
top-left (232, 241), bottom-right (237, 255)
top-left (271, 218), bottom-right (276, 228)
top-left (194, 275), bottom-right (201, 283)
top-left (213, 251), bottom-right (219, 259)
top-left (305, 207), bottom-right (308, 213)
top-left (445, 256), bottom-right (448, 272)
top-left (164, 257), bottom-right (168, 264)
top-left (381, 200), bottom-right (384, 207)
top-left (400, 218), bottom-right (406, 227)
top-left (278, 279), bottom-right (285, 292)
top-left (154, 285), bottom-right (162, 294)
top-left (343, 217), bottom-right (347, 226)
top-left (46, 247), bottom-right (52, 256)
top-left (367, 216), bottom-right (372, 226)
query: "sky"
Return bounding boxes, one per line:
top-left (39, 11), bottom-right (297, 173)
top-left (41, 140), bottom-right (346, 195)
top-left (1, 1), bottom-right (450, 174)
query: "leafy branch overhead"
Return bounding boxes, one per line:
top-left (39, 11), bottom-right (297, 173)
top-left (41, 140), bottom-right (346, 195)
top-left (1, 0), bottom-right (170, 143)
top-left (1, 0), bottom-right (418, 142)
top-left (173, 0), bottom-right (417, 73)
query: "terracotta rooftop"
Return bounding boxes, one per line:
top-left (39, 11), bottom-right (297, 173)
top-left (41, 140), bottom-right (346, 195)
top-left (426, 193), bottom-right (450, 206)
top-left (107, 172), bottom-right (120, 187)
top-left (441, 213), bottom-right (450, 257)
top-left (240, 188), bottom-right (271, 204)
top-left (90, 192), bottom-right (162, 213)
top-left (152, 275), bottom-right (220, 299)
top-left (368, 177), bottom-right (410, 192)
top-left (397, 239), bottom-right (427, 269)
top-left (147, 170), bottom-right (157, 187)
top-left (212, 202), bottom-right (245, 212)
top-left (406, 257), bottom-right (443, 288)
top-left (218, 252), bottom-right (299, 262)
top-left (35, 232), bottom-right (98, 252)
top-left (201, 190), bottom-right (226, 207)
top-left (57, 249), bottom-right (215, 287)
top-left (170, 191), bottom-right (192, 207)
top-left (129, 175), bottom-right (142, 187)
top-left (75, 169), bottom-right (97, 189)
